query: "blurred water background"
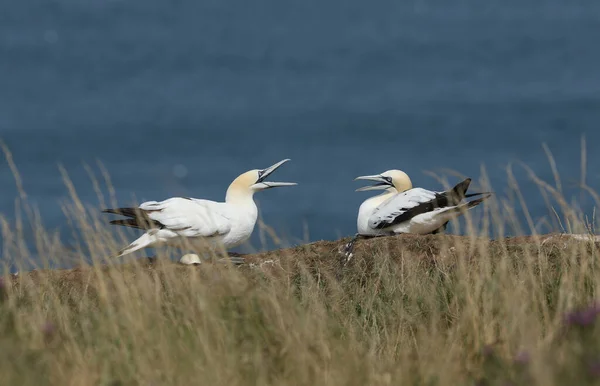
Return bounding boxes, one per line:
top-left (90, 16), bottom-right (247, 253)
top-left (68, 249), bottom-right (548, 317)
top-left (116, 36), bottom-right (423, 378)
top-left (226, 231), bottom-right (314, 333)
top-left (1, 0), bottom-right (600, 260)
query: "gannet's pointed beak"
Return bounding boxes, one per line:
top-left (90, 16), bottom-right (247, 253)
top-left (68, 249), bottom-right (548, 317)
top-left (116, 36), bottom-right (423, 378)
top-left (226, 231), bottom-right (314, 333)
top-left (354, 174), bottom-right (393, 191)
top-left (251, 159), bottom-right (297, 191)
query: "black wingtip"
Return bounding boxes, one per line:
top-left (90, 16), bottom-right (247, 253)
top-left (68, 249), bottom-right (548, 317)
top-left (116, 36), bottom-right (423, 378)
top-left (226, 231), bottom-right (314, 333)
top-left (464, 191), bottom-right (494, 199)
top-left (466, 193), bottom-right (493, 208)
top-left (449, 178), bottom-right (472, 203)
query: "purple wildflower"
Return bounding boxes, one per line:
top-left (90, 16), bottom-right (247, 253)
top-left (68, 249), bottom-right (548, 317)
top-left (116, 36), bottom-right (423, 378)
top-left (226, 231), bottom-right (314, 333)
top-left (564, 302), bottom-right (600, 327)
top-left (481, 344), bottom-right (495, 357)
top-left (514, 350), bottom-right (530, 365)
top-left (589, 361), bottom-right (600, 378)
top-left (42, 321), bottom-right (56, 343)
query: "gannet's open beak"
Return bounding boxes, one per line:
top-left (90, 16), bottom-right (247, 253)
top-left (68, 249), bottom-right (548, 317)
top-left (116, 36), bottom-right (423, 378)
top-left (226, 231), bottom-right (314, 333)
top-left (251, 159), bottom-right (297, 190)
top-left (354, 174), bottom-right (393, 192)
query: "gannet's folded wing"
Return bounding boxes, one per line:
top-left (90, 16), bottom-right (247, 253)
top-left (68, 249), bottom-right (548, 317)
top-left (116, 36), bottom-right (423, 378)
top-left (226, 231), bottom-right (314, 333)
top-left (139, 197), bottom-right (232, 238)
top-left (368, 188), bottom-right (441, 229)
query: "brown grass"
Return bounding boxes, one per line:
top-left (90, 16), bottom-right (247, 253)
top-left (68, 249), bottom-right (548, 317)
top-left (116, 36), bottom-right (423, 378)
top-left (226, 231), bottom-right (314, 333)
top-left (2, 233), bottom-right (600, 385)
top-left (2, 142), bottom-right (600, 385)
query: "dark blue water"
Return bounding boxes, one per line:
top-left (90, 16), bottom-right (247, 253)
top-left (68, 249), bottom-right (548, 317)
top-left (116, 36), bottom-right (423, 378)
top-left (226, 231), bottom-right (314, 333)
top-left (1, 0), bottom-right (600, 257)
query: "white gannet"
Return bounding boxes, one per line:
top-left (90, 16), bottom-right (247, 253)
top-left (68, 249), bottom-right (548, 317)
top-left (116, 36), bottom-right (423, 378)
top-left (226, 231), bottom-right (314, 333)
top-left (341, 170), bottom-right (491, 263)
top-left (103, 159), bottom-right (296, 261)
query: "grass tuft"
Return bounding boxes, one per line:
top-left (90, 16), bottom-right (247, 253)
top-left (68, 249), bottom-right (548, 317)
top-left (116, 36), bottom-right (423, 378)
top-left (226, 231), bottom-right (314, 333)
top-left (2, 143), bottom-right (600, 384)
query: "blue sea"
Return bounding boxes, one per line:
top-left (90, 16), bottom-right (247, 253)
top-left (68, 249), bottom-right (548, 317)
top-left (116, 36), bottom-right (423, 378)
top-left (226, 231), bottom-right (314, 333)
top-left (1, 0), bottom-right (600, 258)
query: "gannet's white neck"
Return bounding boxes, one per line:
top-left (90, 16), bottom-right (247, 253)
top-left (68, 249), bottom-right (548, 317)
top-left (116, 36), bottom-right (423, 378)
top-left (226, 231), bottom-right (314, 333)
top-left (225, 185), bottom-right (255, 205)
top-left (223, 160), bottom-right (296, 204)
top-left (225, 170), bottom-right (257, 205)
top-left (365, 187), bottom-right (397, 207)
top-left (357, 187), bottom-right (398, 235)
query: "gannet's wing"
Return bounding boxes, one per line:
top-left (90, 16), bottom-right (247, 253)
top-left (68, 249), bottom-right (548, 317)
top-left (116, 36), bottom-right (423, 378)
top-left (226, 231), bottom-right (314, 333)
top-left (367, 188), bottom-right (443, 229)
top-left (140, 198), bottom-right (232, 237)
top-left (367, 178), bottom-right (479, 230)
top-left (104, 197), bottom-right (232, 238)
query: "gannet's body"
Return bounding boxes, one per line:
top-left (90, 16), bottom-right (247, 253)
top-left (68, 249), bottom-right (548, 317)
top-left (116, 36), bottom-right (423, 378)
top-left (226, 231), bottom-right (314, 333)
top-left (104, 159), bottom-right (296, 258)
top-left (355, 170), bottom-right (491, 236)
top-left (342, 170), bottom-right (491, 263)
top-left (356, 187), bottom-right (397, 236)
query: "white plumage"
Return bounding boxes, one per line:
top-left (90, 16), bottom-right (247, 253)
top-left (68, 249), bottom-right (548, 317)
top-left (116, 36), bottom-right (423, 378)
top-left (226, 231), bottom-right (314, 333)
top-left (342, 170), bottom-right (492, 264)
top-left (104, 159), bottom-right (296, 258)
top-left (355, 170), bottom-right (490, 236)
top-left (141, 198), bottom-right (233, 237)
top-left (369, 188), bottom-right (438, 230)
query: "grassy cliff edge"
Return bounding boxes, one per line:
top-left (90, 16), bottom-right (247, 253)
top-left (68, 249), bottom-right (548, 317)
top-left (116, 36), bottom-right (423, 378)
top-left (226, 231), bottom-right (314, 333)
top-left (3, 233), bottom-right (600, 385)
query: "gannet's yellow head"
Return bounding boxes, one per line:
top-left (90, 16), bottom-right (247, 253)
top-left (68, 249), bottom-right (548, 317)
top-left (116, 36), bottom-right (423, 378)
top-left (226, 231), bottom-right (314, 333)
top-left (354, 169), bottom-right (413, 193)
top-left (226, 159), bottom-right (297, 200)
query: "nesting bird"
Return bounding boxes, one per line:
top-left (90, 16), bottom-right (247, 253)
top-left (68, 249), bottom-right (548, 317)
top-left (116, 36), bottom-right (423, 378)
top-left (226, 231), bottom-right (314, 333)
top-left (342, 170), bottom-right (491, 262)
top-left (103, 159), bottom-right (296, 261)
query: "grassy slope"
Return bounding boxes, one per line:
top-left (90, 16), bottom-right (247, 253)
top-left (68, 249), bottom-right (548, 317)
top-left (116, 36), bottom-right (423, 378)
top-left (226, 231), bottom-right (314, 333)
top-left (3, 233), bottom-right (600, 385)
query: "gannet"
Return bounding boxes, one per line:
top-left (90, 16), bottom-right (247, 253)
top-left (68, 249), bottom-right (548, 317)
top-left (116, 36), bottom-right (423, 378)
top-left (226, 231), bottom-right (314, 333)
top-left (342, 170), bottom-right (491, 263)
top-left (103, 159), bottom-right (296, 260)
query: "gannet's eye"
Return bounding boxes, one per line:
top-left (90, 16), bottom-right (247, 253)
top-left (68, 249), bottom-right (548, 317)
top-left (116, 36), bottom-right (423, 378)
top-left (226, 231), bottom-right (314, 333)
top-left (384, 176), bottom-right (393, 183)
top-left (257, 170), bottom-right (265, 181)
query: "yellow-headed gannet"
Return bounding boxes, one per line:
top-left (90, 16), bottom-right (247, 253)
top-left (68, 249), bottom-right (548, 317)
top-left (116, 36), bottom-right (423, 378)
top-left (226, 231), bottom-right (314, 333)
top-left (342, 170), bottom-right (491, 263)
top-left (103, 159), bottom-right (296, 262)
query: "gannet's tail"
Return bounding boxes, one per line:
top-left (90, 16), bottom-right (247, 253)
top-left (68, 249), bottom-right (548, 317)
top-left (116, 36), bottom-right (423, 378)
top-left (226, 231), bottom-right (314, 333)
top-left (102, 207), bottom-right (161, 230)
top-left (436, 193), bottom-right (493, 218)
top-left (111, 231), bottom-right (160, 258)
top-left (447, 178), bottom-right (493, 203)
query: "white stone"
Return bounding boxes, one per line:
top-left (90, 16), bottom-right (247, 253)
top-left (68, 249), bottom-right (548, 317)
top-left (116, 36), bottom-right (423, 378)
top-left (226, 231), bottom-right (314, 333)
top-left (179, 253), bottom-right (202, 265)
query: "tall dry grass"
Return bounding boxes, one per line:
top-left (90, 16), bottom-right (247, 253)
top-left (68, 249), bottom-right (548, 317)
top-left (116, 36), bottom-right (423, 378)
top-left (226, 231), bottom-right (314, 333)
top-left (1, 142), bottom-right (600, 385)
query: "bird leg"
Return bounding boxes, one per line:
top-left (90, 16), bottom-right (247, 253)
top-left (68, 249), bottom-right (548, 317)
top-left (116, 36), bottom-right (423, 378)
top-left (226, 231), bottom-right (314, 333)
top-left (340, 233), bottom-right (390, 267)
top-left (340, 233), bottom-right (362, 266)
top-left (337, 234), bottom-right (387, 280)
